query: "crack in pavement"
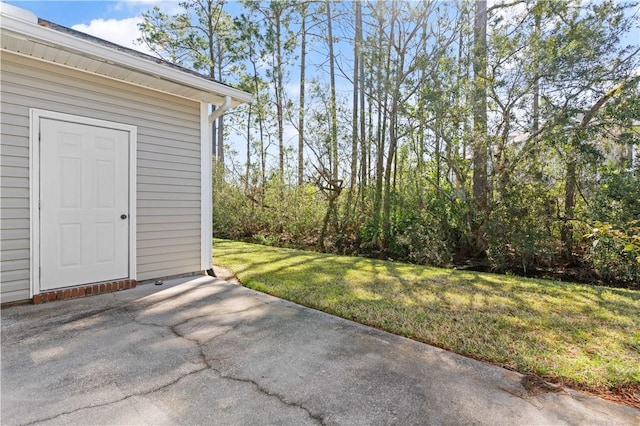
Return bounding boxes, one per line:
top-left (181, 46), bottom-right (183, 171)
top-left (19, 309), bottom-right (209, 425)
top-left (20, 366), bottom-right (209, 426)
top-left (134, 310), bottom-right (325, 425)
top-left (15, 289), bottom-right (324, 425)
top-left (15, 296), bottom-right (270, 425)
top-left (211, 365), bottom-right (326, 425)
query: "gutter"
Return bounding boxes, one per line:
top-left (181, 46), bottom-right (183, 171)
top-left (209, 96), bottom-right (233, 123)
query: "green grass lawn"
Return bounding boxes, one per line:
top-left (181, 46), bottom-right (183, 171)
top-left (213, 239), bottom-right (640, 399)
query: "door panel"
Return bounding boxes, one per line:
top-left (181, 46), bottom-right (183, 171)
top-left (40, 118), bottom-right (129, 290)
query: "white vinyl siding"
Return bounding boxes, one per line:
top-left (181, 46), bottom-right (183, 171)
top-left (1, 88), bottom-right (31, 302)
top-left (0, 52), bottom-right (203, 302)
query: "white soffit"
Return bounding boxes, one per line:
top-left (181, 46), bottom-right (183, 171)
top-left (0, 7), bottom-right (251, 106)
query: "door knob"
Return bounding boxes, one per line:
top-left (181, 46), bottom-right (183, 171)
top-left (121, 214), bottom-right (128, 219)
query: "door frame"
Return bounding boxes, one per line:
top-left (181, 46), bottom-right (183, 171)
top-left (29, 109), bottom-right (137, 297)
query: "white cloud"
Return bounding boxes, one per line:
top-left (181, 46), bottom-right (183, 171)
top-left (72, 17), bottom-right (152, 55)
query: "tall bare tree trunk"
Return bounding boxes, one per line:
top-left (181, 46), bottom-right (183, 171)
top-left (381, 3), bottom-right (400, 242)
top-left (245, 104), bottom-right (252, 191)
top-left (561, 156), bottom-right (576, 261)
top-left (250, 53), bottom-right (266, 193)
top-left (472, 0), bottom-right (488, 253)
top-left (357, 0), bottom-right (367, 202)
top-left (274, 8), bottom-right (285, 183)
top-left (451, 11), bottom-right (466, 185)
top-left (298, 6), bottom-right (307, 186)
top-left (347, 0), bottom-right (360, 215)
top-left (326, 0), bottom-right (339, 181)
top-left (372, 9), bottom-right (390, 244)
top-left (532, 11), bottom-right (540, 137)
top-left (217, 51), bottom-right (224, 167)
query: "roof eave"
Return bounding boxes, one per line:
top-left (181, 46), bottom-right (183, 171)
top-left (0, 12), bottom-right (252, 106)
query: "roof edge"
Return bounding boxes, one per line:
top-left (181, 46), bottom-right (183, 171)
top-left (1, 7), bottom-right (252, 106)
top-left (0, 2), bottom-right (37, 24)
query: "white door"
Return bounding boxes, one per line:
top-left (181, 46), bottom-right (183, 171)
top-left (40, 118), bottom-right (130, 291)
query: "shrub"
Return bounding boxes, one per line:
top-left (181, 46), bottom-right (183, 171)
top-left (584, 221), bottom-right (640, 285)
top-left (485, 184), bottom-right (556, 274)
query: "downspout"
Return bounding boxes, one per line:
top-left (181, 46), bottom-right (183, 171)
top-left (206, 95), bottom-right (233, 278)
top-left (209, 95), bottom-right (233, 123)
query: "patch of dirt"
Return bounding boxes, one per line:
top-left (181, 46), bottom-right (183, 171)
top-left (520, 374), bottom-right (564, 397)
top-left (212, 265), bottom-right (241, 285)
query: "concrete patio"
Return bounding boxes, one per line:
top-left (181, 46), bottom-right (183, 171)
top-left (1, 275), bottom-right (638, 425)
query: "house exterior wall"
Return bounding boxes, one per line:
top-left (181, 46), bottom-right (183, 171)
top-left (1, 52), bottom-right (203, 303)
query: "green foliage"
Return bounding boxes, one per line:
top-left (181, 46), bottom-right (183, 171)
top-left (486, 184), bottom-right (557, 274)
top-left (213, 174), bottom-right (325, 248)
top-left (585, 222), bottom-right (640, 284)
top-left (393, 212), bottom-right (453, 267)
top-left (588, 166), bottom-right (640, 227)
top-left (391, 184), bottom-right (456, 266)
top-left (581, 165), bottom-right (640, 284)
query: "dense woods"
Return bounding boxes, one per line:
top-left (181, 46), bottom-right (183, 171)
top-left (138, 0), bottom-right (640, 287)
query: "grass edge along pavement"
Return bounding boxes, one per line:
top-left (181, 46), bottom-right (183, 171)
top-left (212, 239), bottom-right (640, 408)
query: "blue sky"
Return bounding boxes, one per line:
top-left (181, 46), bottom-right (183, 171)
top-left (3, 1), bottom-right (185, 55)
top-left (4, 1), bottom-right (167, 26)
top-left (6, 1), bottom-right (638, 57)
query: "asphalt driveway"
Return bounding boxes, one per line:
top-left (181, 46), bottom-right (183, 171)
top-left (1, 275), bottom-right (638, 425)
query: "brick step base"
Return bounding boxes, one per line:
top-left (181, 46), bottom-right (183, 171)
top-left (33, 279), bottom-right (137, 304)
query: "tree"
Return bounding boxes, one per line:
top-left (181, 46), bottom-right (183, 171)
top-left (530, 0), bottom-right (640, 261)
top-left (297, 1), bottom-right (310, 186)
top-left (138, 0), bottom-right (237, 169)
top-left (139, 0), bottom-right (640, 284)
top-left (346, 0), bottom-right (362, 215)
top-left (472, 0), bottom-right (488, 253)
top-left (324, 0), bottom-right (339, 182)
